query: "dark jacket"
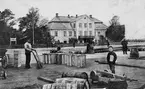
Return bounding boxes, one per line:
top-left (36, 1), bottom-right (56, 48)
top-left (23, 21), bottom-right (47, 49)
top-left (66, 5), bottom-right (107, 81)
top-left (121, 40), bottom-right (128, 47)
top-left (107, 51), bottom-right (117, 64)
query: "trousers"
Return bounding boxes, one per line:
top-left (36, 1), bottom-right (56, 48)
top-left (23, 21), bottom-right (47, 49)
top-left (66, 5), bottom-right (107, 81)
top-left (109, 63), bottom-right (115, 74)
top-left (25, 53), bottom-right (31, 68)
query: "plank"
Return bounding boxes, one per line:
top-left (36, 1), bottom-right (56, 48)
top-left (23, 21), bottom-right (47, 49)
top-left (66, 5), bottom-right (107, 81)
top-left (37, 76), bottom-right (55, 83)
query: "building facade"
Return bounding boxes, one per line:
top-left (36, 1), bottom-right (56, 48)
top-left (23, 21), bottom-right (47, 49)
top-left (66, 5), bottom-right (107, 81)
top-left (48, 13), bottom-right (107, 43)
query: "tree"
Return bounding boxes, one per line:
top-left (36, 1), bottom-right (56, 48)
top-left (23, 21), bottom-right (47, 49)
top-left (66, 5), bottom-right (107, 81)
top-left (106, 15), bottom-right (125, 42)
top-left (109, 15), bottom-right (120, 26)
top-left (18, 7), bottom-right (53, 46)
top-left (0, 9), bottom-right (16, 45)
top-left (37, 17), bottom-right (49, 27)
top-left (18, 7), bottom-right (39, 44)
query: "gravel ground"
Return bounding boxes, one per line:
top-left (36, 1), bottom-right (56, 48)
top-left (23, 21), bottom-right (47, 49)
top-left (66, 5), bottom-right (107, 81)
top-left (1, 48), bottom-right (145, 89)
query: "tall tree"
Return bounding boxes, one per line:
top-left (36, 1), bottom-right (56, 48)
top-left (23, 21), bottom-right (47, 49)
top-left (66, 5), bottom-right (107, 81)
top-left (106, 15), bottom-right (125, 42)
top-left (37, 18), bottom-right (49, 27)
top-left (0, 9), bottom-right (15, 45)
top-left (18, 7), bottom-right (39, 43)
top-left (109, 15), bottom-right (120, 26)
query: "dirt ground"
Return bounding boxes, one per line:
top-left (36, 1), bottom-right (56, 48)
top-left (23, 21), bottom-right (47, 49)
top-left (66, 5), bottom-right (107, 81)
top-left (1, 49), bottom-right (145, 89)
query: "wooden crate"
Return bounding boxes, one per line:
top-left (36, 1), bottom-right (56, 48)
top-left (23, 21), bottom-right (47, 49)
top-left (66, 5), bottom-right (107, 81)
top-left (5, 50), bottom-right (22, 68)
top-left (71, 54), bottom-right (86, 68)
top-left (55, 78), bottom-right (89, 89)
top-left (66, 54), bottom-right (73, 66)
top-left (42, 53), bottom-right (57, 64)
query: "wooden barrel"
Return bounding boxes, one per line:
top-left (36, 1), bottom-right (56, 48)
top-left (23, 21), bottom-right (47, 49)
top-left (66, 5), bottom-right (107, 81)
top-left (61, 54), bottom-right (66, 65)
top-left (62, 72), bottom-right (88, 80)
top-left (50, 53), bottom-right (56, 64)
top-left (130, 47), bottom-right (139, 58)
top-left (42, 53), bottom-right (48, 64)
top-left (90, 70), bottom-right (99, 83)
top-left (56, 53), bottom-right (62, 64)
top-left (108, 79), bottom-right (128, 89)
top-left (74, 72), bottom-right (88, 80)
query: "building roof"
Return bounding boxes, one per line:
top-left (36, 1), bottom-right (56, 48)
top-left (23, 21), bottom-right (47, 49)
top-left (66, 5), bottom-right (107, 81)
top-left (48, 22), bottom-right (74, 30)
top-left (95, 23), bottom-right (108, 30)
top-left (49, 14), bottom-right (105, 30)
top-left (51, 16), bottom-right (76, 22)
top-left (50, 14), bottom-right (102, 23)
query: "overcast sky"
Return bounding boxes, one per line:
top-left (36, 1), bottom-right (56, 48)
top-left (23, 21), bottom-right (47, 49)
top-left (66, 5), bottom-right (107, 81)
top-left (0, 0), bottom-right (145, 39)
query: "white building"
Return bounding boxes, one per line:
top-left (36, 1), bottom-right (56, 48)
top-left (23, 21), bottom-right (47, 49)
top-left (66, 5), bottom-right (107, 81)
top-left (48, 13), bottom-right (107, 44)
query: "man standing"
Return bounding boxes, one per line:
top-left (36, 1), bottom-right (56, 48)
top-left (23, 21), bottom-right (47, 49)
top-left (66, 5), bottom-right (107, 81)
top-left (121, 39), bottom-right (128, 54)
top-left (107, 46), bottom-right (117, 74)
top-left (73, 40), bottom-right (75, 48)
top-left (105, 38), bottom-right (110, 47)
top-left (24, 39), bottom-right (33, 69)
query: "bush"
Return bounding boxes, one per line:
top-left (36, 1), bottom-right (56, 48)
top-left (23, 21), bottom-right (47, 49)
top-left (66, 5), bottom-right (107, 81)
top-left (69, 38), bottom-right (78, 44)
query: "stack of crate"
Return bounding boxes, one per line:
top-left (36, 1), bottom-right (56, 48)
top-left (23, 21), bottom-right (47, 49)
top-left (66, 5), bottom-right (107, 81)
top-left (42, 53), bottom-right (86, 68)
top-left (43, 78), bottom-right (89, 89)
top-left (5, 50), bottom-right (22, 68)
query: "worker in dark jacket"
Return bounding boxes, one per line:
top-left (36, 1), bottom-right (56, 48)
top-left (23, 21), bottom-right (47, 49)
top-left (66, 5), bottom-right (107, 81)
top-left (107, 46), bottom-right (117, 74)
top-left (121, 39), bottom-right (128, 54)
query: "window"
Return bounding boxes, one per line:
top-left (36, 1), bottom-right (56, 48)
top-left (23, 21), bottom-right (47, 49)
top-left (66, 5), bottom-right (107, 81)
top-left (98, 32), bottom-right (100, 34)
top-left (74, 31), bottom-right (76, 37)
top-left (89, 31), bottom-right (92, 36)
top-left (79, 31), bottom-right (82, 36)
top-left (64, 31), bottom-right (67, 37)
top-left (69, 31), bottom-right (72, 36)
top-left (74, 23), bottom-right (76, 28)
top-left (79, 23), bottom-right (82, 28)
top-left (84, 31), bottom-right (88, 36)
top-left (55, 31), bottom-right (58, 36)
top-left (89, 23), bottom-right (92, 28)
top-left (84, 23), bottom-right (87, 28)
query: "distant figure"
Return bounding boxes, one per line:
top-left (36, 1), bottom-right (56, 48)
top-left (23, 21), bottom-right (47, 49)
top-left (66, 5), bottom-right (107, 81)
top-left (73, 41), bottom-right (75, 48)
top-left (107, 46), bottom-right (117, 74)
top-left (86, 43), bottom-right (90, 53)
top-left (56, 46), bottom-right (62, 53)
top-left (24, 39), bottom-right (34, 69)
top-left (121, 39), bottom-right (128, 54)
top-left (86, 42), bottom-right (94, 54)
top-left (106, 39), bottom-right (110, 47)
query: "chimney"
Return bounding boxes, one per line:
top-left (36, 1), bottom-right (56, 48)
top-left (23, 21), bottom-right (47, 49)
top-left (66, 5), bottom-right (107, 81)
top-left (90, 15), bottom-right (92, 18)
top-left (76, 14), bottom-right (78, 18)
top-left (56, 13), bottom-right (58, 17)
top-left (68, 14), bottom-right (70, 18)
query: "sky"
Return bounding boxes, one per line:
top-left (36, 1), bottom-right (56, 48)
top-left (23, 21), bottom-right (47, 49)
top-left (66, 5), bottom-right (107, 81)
top-left (0, 0), bottom-right (145, 39)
